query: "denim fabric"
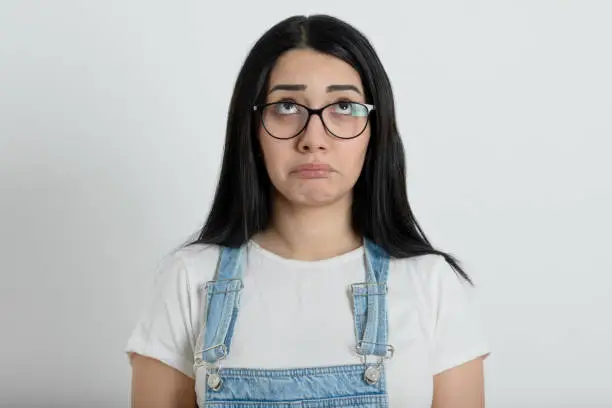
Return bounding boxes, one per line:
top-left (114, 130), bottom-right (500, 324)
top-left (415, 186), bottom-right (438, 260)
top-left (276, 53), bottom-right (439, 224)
top-left (353, 239), bottom-right (391, 357)
top-left (201, 247), bottom-right (244, 363)
top-left (352, 282), bottom-right (389, 356)
top-left (204, 365), bottom-right (387, 407)
top-left (197, 239), bottom-right (391, 407)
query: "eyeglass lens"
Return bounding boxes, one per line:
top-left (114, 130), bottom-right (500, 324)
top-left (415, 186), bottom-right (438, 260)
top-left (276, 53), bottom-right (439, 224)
top-left (261, 102), bottom-right (370, 139)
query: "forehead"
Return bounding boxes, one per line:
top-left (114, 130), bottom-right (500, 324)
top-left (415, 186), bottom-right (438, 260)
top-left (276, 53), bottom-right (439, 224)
top-left (268, 48), bottom-right (363, 91)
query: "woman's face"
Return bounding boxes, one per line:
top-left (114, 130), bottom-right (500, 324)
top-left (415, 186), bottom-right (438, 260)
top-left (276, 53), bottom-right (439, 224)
top-left (258, 48), bottom-right (371, 207)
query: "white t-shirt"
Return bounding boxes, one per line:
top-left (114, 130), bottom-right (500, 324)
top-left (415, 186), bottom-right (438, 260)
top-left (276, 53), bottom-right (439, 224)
top-left (125, 240), bottom-right (490, 407)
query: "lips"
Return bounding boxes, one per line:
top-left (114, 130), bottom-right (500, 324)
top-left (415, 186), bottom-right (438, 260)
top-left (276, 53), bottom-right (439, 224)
top-left (293, 163), bottom-right (332, 172)
top-left (291, 163), bottom-right (333, 178)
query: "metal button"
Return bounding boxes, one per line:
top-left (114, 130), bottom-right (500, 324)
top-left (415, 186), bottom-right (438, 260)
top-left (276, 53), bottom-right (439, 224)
top-left (364, 366), bottom-right (381, 385)
top-left (207, 372), bottom-right (223, 391)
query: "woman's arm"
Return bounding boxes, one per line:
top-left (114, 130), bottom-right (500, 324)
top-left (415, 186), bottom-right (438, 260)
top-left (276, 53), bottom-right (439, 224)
top-left (432, 355), bottom-right (486, 408)
top-left (130, 353), bottom-right (197, 408)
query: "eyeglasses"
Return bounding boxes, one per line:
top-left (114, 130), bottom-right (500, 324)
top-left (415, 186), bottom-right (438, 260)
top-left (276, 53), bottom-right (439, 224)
top-left (253, 101), bottom-right (375, 140)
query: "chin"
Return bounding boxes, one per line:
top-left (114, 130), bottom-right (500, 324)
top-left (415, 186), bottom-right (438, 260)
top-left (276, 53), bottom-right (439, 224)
top-left (290, 191), bottom-right (350, 207)
top-left (273, 182), bottom-right (352, 207)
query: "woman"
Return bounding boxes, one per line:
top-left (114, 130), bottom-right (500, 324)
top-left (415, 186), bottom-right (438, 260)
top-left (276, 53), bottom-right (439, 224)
top-left (126, 14), bottom-right (490, 408)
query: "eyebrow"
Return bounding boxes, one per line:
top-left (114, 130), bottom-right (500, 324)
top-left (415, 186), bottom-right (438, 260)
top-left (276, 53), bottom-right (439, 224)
top-left (268, 84), bottom-right (362, 95)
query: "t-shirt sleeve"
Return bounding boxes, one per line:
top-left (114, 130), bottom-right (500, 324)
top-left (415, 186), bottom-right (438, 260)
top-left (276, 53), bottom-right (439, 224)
top-left (429, 256), bottom-right (491, 375)
top-left (125, 254), bottom-right (196, 378)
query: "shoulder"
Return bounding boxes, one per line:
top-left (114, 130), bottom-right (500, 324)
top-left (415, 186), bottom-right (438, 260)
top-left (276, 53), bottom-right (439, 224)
top-left (168, 244), bottom-right (221, 283)
top-left (125, 243), bottom-right (224, 379)
top-left (150, 243), bottom-right (222, 296)
top-left (171, 243), bottom-right (221, 278)
top-left (389, 253), bottom-right (458, 288)
top-left (388, 253), bottom-right (472, 315)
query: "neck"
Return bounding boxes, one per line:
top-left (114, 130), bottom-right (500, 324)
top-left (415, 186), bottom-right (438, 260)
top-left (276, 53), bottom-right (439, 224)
top-left (254, 193), bottom-right (362, 261)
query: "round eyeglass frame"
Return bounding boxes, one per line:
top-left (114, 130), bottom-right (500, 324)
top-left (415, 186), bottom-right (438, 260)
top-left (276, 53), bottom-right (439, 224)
top-left (252, 101), bottom-right (376, 140)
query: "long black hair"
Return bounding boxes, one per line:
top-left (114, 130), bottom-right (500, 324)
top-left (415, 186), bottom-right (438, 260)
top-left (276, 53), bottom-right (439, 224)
top-left (187, 14), bottom-right (472, 284)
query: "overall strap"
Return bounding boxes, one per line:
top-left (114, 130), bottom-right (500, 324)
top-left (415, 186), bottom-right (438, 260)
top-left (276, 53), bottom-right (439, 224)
top-left (200, 245), bottom-right (245, 364)
top-left (352, 239), bottom-right (392, 358)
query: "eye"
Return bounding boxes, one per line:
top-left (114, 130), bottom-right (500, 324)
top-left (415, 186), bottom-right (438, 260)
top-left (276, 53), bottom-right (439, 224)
top-left (332, 102), bottom-right (367, 116)
top-left (274, 102), bottom-right (299, 115)
top-left (336, 102), bottom-right (352, 114)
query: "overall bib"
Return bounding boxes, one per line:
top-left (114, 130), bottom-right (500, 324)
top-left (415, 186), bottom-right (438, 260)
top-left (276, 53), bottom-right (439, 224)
top-left (193, 239), bottom-right (394, 407)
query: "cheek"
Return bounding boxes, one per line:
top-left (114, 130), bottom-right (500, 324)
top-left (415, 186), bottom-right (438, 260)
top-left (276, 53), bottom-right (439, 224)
top-left (259, 137), bottom-right (290, 178)
top-left (346, 135), bottom-right (370, 173)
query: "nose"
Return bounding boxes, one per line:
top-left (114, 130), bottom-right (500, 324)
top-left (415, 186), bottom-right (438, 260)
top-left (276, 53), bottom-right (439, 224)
top-left (296, 113), bottom-right (329, 153)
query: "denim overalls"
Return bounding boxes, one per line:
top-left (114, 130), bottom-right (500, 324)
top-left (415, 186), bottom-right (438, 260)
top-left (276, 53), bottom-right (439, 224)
top-left (193, 239), bottom-right (394, 407)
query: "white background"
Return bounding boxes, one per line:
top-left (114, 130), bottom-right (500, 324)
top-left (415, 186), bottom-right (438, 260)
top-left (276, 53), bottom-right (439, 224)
top-left (1, 1), bottom-right (610, 407)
